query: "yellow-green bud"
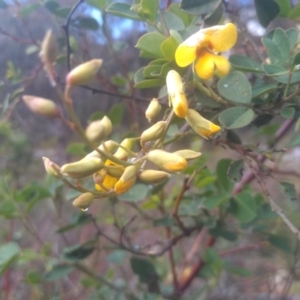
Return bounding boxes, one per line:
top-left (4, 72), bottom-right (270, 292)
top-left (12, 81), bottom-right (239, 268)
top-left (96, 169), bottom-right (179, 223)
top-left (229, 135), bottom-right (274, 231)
top-left (114, 138), bottom-right (133, 159)
top-left (66, 59), bottom-right (103, 86)
top-left (166, 70), bottom-right (188, 118)
top-left (39, 30), bottom-right (58, 66)
top-left (173, 150), bottom-right (201, 161)
top-left (141, 121), bottom-right (166, 145)
top-left (106, 165), bottom-right (124, 178)
top-left (139, 170), bottom-right (170, 183)
top-left (61, 158), bottom-right (104, 178)
top-left (147, 149), bottom-right (187, 172)
top-left (23, 95), bottom-right (60, 118)
top-left (114, 165), bottom-right (137, 194)
top-left (85, 116), bottom-right (112, 142)
top-left (73, 192), bottom-right (94, 210)
top-left (185, 109), bottom-right (221, 139)
top-left (42, 157), bottom-right (60, 177)
top-left (145, 98), bottom-right (161, 122)
top-left (84, 140), bottom-right (116, 160)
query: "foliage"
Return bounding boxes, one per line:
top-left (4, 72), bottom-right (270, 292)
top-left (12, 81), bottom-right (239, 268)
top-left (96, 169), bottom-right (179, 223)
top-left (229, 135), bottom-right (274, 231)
top-left (1, 0), bottom-right (300, 299)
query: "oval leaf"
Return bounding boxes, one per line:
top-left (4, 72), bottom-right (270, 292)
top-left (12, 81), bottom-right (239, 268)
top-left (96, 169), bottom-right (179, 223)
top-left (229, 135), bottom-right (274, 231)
top-left (219, 107), bottom-right (255, 129)
top-left (218, 71), bottom-right (252, 104)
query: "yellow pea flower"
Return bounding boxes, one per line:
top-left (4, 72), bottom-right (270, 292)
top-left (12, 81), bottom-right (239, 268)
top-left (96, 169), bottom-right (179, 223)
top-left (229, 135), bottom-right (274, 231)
top-left (166, 70), bottom-right (188, 118)
top-left (185, 109), bottom-right (221, 139)
top-left (175, 23), bottom-right (237, 80)
top-left (94, 160), bottom-right (124, 191)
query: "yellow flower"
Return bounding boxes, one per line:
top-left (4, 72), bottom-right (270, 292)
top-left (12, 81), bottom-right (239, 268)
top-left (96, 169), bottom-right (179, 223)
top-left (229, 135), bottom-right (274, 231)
top-left (114, 165), bottom-right (137, 194)
top-left (185, 109), bottom-right (221, 139)
top-left (94, 160), bottom-right (124, 191)
top-left (166, 70), bottom-right (188, 118)
top-left (175, 23), bottom-right (237, 80)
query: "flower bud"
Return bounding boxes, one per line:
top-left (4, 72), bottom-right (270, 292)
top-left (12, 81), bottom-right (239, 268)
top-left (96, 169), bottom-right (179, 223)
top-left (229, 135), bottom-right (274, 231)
top-left (42, 157), bottom-right (60, 177)
top-left (114, 138), bottom-right (133, 159)
top-left (147, 149), bottom-right (187, 172)
top-left (84, 140), bottom-right (116, 160)
top-left (145, 98), bottom-right (161, 122)
top-left (39, 30), bottom-right (58, 66)
top-left (85, 116), bottom-right (112, 142)
top-left (166, 70), bottom-right (188, 118)
top-left (23, 95), bottom-right (60, 118)
top-left (114, 165), bottom-right (137, 194)
top-left (140, 121), bottom-right (166, 145)
top-left (61, 157), bottom-right (104, 178)
top-left (73, 192), bottom-right (94, 210)
top-left (66, 59), bottom-right (103, 86)
top-left (185, 109), bottom-right (221, 139)
top-left (139, 170), bottom-right (170, 183)
top-left (173, 150), bottom-right (201, 161)
top-left (106, 165), bottom-right (124, 177)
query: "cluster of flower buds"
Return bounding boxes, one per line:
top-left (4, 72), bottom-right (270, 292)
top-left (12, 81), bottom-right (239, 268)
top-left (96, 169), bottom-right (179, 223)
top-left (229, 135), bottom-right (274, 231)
top-left (36, 30), bottom-right (222, 212)
top-left (166, 70), bottom-right (221, 138)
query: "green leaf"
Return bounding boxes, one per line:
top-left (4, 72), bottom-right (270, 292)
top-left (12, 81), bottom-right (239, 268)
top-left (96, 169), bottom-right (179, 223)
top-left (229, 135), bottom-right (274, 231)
top-left (168, 3), bottom-right (191, 27)
top-left (226, 130), bottom-right (241, 144)
top-left (161, 11), bottom-right (185, 31)
top-left (106, 2), bottom-right (140, 20)
top-left (21, 3), bottom-right (40, 18)
top-left (108, 250), bottom-right (126, 264)
top-left (44, 265), bottom-right (74, 281)
top-left (272, 28), bottom-right (290, 63)
top-left (205, 3), bottom-right (223, 26)
top-left (231, 192), bottom-right (257, 223)
top-left (286, 28), bottom-right (299, 49)
top-left (280, 107), bottom-right (295, 119)
top-left (254, 0), bottom-right (280, 27)
top-left (130, 257), bottom-right (157, 284)
top-left (0, 201), bottom-right (16, 218)
top-left (217, 71), bottom-right (252, 104)
top-left (153, 216), bottom-right (174, 227)
top-left (287, 134), bottom-right (300, 147)
top-left (66, 142), bottom-right (87, 156)
top-left (73, 17), bottom-right (99, 31)
top-left (118, 184), bottom-right (149, 202)
top-left (195, 89), bottom-right (222, 108)
top-left (180, 0), bottom-right (221, 16)
top-left (87, 0), bottom-right (107, 10)
top-left (62, 242), bottom-right (96, 261)
top-left (268, 234), bottom-right (291, 252)
top-left (0, 242), bottom-right (20, 275)
top-left (219, 107), bottom-right (255, 129)
top-left (263, 64), bottom-right (300, 83)
top-left (140, 0), bottom-right (159, 22)
top-left (288, 4), bottom-right (300, 19)
top-left (292, 51), bottom-right (300, 67)
top-left (44, 0), bottom-right (59, 13)
top-left (252, 84), bottom-right (277, 98)
top-left (227, 159), bottom-right (244, 182)
top-left (262, 37), bottom-right (286, 63)
top-left (274, 0), bottom-right (291, 17)
top-left (136, 32), bottom-right (166, 58)
top-left (108, 103), bottom-right (125, 126)
top-left (160, 35), bottom-right (179, 60)
top-left (216, 159), bottom-right (231, 192)
top-left (279, 181), bottom-right (297, 201)
top-left (203, 195), bottom-right (229, 209)
top-left (134, 68), bottom-right (165, 88)
top-left (56, 212), bottom-right (91, 233)
top-left (0, 1), bottom-right (8, 9)
top-left (229, 55), bottom-right (263, 73)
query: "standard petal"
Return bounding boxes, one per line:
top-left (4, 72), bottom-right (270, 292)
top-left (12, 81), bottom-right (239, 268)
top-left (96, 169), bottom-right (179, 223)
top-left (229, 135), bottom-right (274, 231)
top-left (172, 92), bottom-right (188, 118)
top-left (211, 54), bottom-right (230, 76)
top-left (195, 49), bottom-right (215, 80)
top-left (175, 44), bottom-right (197, 67)
top-left (208, 23), bottom-right (237, 52)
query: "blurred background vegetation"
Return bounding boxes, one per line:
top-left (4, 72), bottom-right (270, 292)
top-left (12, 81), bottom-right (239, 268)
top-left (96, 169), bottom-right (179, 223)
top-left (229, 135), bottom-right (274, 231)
top-left (2, 0), bottom-right (300, 299)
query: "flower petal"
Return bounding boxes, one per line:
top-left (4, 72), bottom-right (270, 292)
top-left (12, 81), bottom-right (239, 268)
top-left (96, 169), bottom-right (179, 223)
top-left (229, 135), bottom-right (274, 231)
top-left (211, 55), bottom-right (230, 76)
top-left (205, 23), bottom-right (237, 52)
top-left (172, 92), bottom-right (188, 118)
top-left (175, 44), bottom-right (197, 67)
top-left (195, 49), bottom-right (215, 80)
